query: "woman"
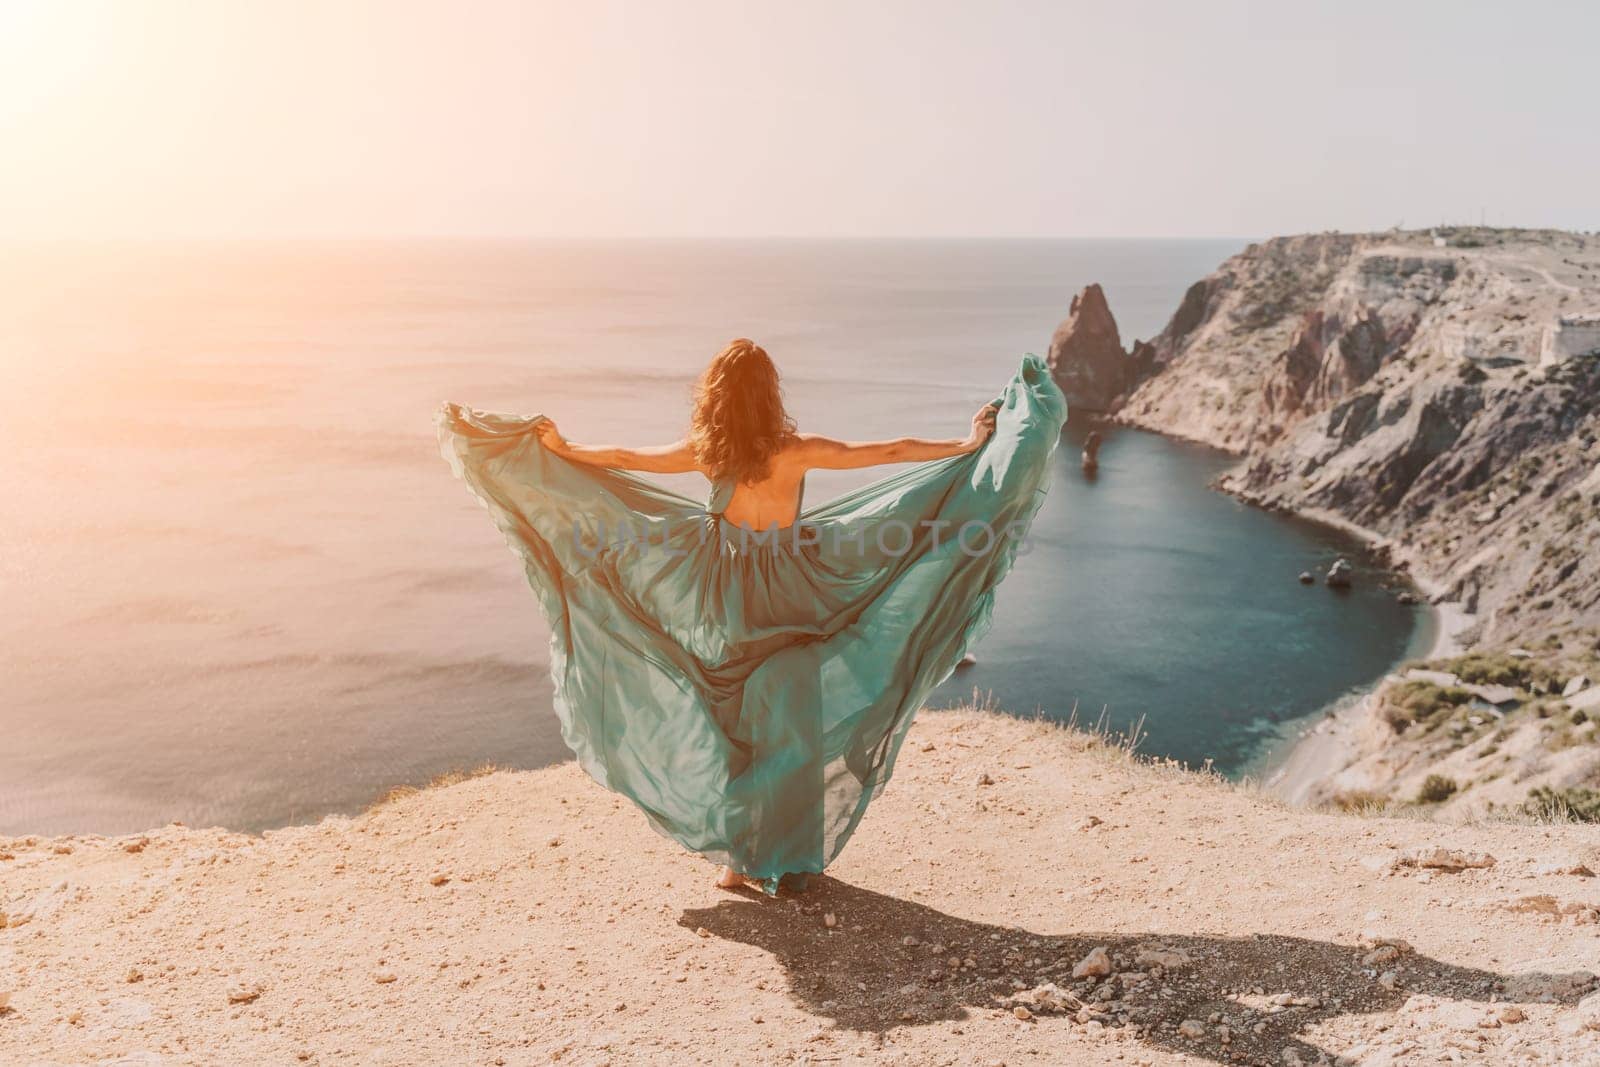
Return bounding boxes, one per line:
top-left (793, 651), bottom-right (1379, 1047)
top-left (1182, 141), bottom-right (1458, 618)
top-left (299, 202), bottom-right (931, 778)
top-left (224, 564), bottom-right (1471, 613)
top-left (438, 339), bottom-right (1066, 893)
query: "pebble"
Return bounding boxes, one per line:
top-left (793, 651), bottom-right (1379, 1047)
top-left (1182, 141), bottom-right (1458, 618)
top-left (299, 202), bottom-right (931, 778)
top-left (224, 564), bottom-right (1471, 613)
top-left (823, 912), bottom-right (837, 928)
top-left (1379, 971), bottom-right (1400, 991)
top-left (374, 972), bottom-right (397, 984)
top-left (1499, 1006), bottom-right (1526, 1024)
top-left (0, 991), bottom-right (11, 1012)
top-left (1071, 946), bottom-right (1112, 979)
top-left (1534, 861), bottom-right (1596, 878)
top-left (226, 982), bottom-right (264, 1005)
top-left (125, 968), bottom-right (143, 984)
top-left (695, 927), bottom-right (710, 938)
top-left (1134, 945), bottom-right (1190, 971)
top-left (1013, 1005), bottom-right (1032, 1020)
top-left (1396, 847), bottom-right (1496, 871)
top-left (429, 873), bottom-right (451, 886)
top-left (1177, 1018), bottom-right (1205, 1039)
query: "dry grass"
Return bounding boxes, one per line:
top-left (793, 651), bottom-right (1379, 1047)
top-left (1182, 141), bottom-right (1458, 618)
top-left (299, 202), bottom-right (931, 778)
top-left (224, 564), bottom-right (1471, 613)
top-left (1326, 789), bottom-right (1391, 814)
top-left (366, 763), bottom-right (504, 812)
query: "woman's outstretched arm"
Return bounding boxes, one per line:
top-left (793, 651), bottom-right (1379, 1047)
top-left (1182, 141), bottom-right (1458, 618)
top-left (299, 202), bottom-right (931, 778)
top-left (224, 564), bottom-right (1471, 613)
top-left (795, 402), bottom-right (998, 470)
top-left (535, 422), bottom-right (701, 474)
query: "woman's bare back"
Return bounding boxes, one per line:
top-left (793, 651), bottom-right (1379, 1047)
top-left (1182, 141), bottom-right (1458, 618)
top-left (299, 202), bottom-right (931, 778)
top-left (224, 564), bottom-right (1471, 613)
top-left (718, 447), bottom-right (809, 530)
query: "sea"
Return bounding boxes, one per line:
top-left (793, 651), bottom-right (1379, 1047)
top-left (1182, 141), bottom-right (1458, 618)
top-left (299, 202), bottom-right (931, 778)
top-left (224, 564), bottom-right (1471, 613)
top-left (0, 238), bottom-right (1429, 834)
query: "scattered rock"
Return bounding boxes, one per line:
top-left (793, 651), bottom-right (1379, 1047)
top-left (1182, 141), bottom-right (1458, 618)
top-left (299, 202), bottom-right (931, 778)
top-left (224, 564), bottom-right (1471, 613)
top-left (429, 873), bottom-right (451, 886)
top-left (122, 836), bottom-right (149, 854)
top-left (1359, 933), bottom-right (1415, 956)
top-left (1364, 945), bottom-right (1403, 966)
top-left (1177, 1018), bottom-right (1206, 1040)
top-left (1001, 982), bottom-right (1077, 1015)
top-left (976, 773), bottom-right (995, 787)
top-left (1395, 847), bottom-right (1496, 871)
top-left (374, 972), bottom-right (397, 984)
top-left (125, 968), bottom-right (144, 984)
top-left (1071, 946), bottom-right (1112, 978)
top-left (1012, 1005), bottom-right (1032, 1021)
top-left (957, 653), bottom-right (978, 669)
top-left (1505, 894), bottom-right (1600, 924)
top-left (1499, 1005), bottom-right (1526, 1024)
top-left (226, 981), bottom-right (264, 1005)
top-left (822, 913), bottom-right (837, 929)
top-left (1577, 991), bottom-right (1600, 1031)
top-left (1564, 675), bottom-right (1592, 699)
top-left (694, 927), bottom-right (710, 939)
top-left (1133, 944), bottom-right (1191, 971)
top-left (1534, 860), bottom-right (1596, 878)
top-left (1298, 571), bottom-right (1315, 585)
top-left (1378, 970), bottom-right (1400, 990)
top-left (1326, 558), bottom-right (1353, 588)
top-left (1503, 971), bottom-right (1596, 1001)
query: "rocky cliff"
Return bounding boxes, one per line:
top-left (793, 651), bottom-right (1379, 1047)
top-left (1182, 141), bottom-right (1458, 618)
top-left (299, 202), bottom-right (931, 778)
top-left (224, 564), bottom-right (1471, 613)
top-left (1056, 228), bottom-right (1600, 650)
top-left (1046, 282), bottom-right (1132, 412)
top-left (1049, 229), bottom-right (1600, 816)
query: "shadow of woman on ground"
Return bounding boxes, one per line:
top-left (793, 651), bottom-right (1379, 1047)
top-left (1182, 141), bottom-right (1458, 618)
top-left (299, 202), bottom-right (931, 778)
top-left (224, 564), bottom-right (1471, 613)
top-left (680, 877), bottom-right (1592, 1065)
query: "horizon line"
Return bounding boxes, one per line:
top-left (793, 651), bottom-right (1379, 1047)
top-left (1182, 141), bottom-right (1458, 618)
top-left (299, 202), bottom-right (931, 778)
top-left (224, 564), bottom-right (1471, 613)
top-left (4, 225), bottom-right (1592, 245)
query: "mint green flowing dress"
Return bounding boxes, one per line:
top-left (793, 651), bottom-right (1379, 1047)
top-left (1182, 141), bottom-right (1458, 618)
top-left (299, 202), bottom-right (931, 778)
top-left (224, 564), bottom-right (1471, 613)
top-left (437, 354), bottom-right (1066, 892)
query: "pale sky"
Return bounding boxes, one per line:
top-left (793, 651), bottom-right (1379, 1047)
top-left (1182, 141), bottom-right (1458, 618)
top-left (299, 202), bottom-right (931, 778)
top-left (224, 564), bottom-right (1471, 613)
top-left (2, 0), bottom-right (1596, 239)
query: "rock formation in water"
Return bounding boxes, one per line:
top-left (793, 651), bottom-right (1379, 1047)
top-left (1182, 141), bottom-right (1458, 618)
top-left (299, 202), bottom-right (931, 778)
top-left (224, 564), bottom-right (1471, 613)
top-left (1046, 283), bottom-right (1129, 412)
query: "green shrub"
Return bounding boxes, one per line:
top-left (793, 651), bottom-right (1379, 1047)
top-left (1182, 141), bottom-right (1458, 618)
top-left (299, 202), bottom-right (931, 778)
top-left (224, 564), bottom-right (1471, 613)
top-left (1415, 774), bottom-right (1459, 804)
top-left (1381, 680), bottom-right (1474, 733)
top-left (1525, 786), bottom-right (1600, 823)
top-left (1445, 652), bottom-right (1530, 688)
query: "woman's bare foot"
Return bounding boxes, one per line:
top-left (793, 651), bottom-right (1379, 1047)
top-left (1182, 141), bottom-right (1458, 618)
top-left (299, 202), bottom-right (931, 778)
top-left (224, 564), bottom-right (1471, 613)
top-left (714, 865), bottom-right (744, 889)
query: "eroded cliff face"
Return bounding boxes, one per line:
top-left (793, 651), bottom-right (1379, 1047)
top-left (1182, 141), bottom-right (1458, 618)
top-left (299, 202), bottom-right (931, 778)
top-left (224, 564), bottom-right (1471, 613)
top-left (1109, 228), bottom-right (1600, 647)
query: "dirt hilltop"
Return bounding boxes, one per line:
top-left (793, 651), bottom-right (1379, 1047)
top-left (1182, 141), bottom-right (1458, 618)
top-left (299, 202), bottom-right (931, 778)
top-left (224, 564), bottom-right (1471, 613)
top-left (4, 709), bottom-right (1600, 1066)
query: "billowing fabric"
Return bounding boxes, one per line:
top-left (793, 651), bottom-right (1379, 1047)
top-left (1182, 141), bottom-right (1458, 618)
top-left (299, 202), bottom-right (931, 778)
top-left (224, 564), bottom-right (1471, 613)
top-left (437, 354), bottom-right (1067, 891)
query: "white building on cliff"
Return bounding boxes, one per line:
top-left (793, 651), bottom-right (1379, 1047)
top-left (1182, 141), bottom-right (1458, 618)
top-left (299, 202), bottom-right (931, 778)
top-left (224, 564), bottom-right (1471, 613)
top-left (1540, 314), bottom-right (1600, 367)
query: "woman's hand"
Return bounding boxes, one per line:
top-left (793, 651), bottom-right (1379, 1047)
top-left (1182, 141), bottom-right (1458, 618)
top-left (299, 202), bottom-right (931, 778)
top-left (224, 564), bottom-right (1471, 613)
top-left (535, 419), bottom-right (569, 455)
top-left (964, 403), bottom-right (999, 452)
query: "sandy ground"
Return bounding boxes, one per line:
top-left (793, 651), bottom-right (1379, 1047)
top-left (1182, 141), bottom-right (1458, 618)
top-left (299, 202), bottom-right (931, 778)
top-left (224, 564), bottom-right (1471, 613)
top-left (5, 709), bottom-right (1600, 1066)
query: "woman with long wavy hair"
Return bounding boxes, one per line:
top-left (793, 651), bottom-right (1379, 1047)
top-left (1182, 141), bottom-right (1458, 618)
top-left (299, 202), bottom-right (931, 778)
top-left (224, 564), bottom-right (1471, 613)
top-left (439, 338), bottom-right (1065, 893)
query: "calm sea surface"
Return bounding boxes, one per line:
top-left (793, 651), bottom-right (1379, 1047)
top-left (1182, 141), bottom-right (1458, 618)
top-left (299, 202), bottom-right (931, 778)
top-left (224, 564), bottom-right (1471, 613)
top-left (0, 239), bottom-right (1426, 834)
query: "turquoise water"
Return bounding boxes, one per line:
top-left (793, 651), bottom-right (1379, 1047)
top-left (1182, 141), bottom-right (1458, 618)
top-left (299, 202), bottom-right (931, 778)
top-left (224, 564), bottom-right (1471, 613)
top-left (0, 239), bottom-right (1423, 833)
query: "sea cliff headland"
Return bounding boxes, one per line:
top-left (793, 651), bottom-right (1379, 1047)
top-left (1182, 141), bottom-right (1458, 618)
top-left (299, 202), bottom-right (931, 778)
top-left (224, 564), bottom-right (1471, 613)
top-left (1049, 228), bottom-right (1600, 817)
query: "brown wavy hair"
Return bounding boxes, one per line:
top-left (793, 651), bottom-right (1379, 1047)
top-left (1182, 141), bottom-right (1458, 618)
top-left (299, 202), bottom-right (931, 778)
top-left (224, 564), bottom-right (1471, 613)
top-left (688, 338), bottom-right (796, 484)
